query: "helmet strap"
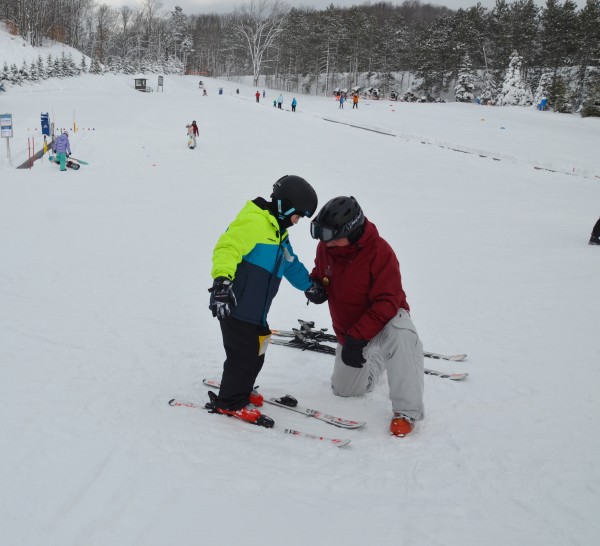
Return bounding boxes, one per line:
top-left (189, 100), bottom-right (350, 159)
top-left (277, 199), bottom-right (295, 218)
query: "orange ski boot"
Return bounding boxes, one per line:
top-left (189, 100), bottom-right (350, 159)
top-left (390, 413), bottom-right (414, 437)
top-left (249, 388), bottom-right (264, 407)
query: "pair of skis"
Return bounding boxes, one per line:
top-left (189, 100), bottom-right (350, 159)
top-left (170, 321), bottom-right (468, 445)
top-left (270, 320), bottom-right (468, 381)
top-left (170, 378), bottom-right (359, 447)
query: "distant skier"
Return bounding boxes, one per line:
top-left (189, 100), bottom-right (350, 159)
top-left (186, 125), bottom-right (194, 149)
top-left (52, 131), bottom-right (71, 171)
top-left (590, 217), bottom-right (600, 245)
top-left (277, 94), bottom-right (283, 109)
top-left (339, 95), bottom-right (345, 109)
top-left (191, 120), bottom-right (199, 147)
top-left (255, 90), bottom-right (260, 103)
top-left (352, 94), bottom-right (359, 109)
top-left (291, 97), bottom-right (297, 112)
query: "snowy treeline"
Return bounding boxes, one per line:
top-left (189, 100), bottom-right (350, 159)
top-left (1, 0), bottom-right (599, 113)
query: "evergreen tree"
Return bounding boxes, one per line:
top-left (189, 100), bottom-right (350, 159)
top-left (580, 70), bottom-right (600, 117)
top-left (37, 55), bottom-right (47, 79)
top-left (80, 55), bottom-right (88, 73)
top-left (550, 76), bottom-right (572, 112)
top-left (540, 0), bottom-right (579, 79)
top-left (575, 0), bottom-right (600, 108)
top-left (508, 0), bottom-right (539, 76)
top-left (46, 55), bottom-right (55, 78)
top-left (166, 6), bottom-right (193, 65)
top-left (19, 60), bottom-right (30, 82)
top-left (10, 63), bottom-right (21, 85)
top-left (53, 57), bottom-right (62, 78)
top-left (311, 5), bottom-right (345, 95)
top-left (448, 5), bottom-right (488, 75)
top-left (455, 53), bottom-right (475, 102)
top-left (29, 60), bottom-right (39, 82)
top-left (374, 14), bottom-right (408, 96)
top-left (480, 73), bottom-right (499, 105)
top-left (487, 0), bottom-right (513, 72)
top-left (414, 17), bottom-right (453, 99)
top-left (90, 57), bottom-right (103, 74)
top-left (497, 50), bottom-right (533, 106)
top-left (534, 72), bottom-right (553, 106)
top-left (1, 62), bottom-right (10, 86)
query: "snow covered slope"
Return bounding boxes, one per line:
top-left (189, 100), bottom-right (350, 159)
top-left (1, 46), bottom-right (600, 546)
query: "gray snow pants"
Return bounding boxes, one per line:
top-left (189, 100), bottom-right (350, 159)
top-left (331, 309), bottom-right (425, 421)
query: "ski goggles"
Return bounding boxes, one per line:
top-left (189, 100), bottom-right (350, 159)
top-left (310, 222), bottom-right (338, 242)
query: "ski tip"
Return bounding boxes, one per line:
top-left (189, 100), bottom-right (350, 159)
top-left (168, 398), bottom-right (176, 406)
top-left (449, 373), bottom-right (469, 380)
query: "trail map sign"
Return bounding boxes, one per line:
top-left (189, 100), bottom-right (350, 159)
top-left (1, 113), bottom-right (13, 164)
top-left (1, 113), bottom-right (13, 138)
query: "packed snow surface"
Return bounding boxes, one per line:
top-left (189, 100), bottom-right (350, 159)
top-left (1, 65), bottom-right (599, 544)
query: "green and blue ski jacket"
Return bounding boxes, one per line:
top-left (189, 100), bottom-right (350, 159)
top-left (211, 199), bottom-right (311, 326)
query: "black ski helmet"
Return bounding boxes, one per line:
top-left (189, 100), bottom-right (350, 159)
top-left (271, 175), bottom-right (318, 219)
top-left (310, 196), bottom-right (365, 242)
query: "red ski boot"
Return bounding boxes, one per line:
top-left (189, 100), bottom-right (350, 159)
top-left (249, 388), bottom-right (264, 407)
top-left (207, 391), bottom-right (273, 428)
top-left (390, 413), bottom-right (415, 437)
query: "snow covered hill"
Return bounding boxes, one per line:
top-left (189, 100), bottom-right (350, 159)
top-left (1, 34), bottom-right (600, 546)
top-left (0, 22), bottom-right (90, 72)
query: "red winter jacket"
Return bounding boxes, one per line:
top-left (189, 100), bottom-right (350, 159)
top-left (310, 218), bottom-right (409, 343)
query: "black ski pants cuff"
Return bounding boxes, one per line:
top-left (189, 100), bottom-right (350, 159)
top-left (217, 318), bottom-right (270, 410)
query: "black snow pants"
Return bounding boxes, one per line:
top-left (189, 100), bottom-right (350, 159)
top-left (216, 317), bottom-right (271, 410)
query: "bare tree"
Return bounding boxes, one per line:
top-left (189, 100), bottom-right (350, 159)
top-left (233, 0), bottom-right (289, 87)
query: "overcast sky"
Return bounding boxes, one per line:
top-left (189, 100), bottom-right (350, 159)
top-left (104, 0), bottom-right (518, 16)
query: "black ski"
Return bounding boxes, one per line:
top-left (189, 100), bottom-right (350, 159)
top-left (272, 320), bottom-right (468, 364)
top-left (269, 335), bottom-right (468, 381)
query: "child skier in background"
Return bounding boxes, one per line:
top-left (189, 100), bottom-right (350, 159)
top-left (191, 120), bottom-right (198, 148)
top-left (52, 131), bottom-right (71, 171)
top-left (186, 121), bottom-right (198, 149)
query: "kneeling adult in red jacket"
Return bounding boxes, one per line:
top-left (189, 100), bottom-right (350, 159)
top-left (306, 196), bottom-right (424, 436)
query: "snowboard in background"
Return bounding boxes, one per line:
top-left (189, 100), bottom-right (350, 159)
top-left (48, 154), bottom-right (80, 170)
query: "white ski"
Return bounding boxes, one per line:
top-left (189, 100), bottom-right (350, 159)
top-left (203, 378), bottom-right (366, 429)
top-left (169, 398), bottom-right (351, 447)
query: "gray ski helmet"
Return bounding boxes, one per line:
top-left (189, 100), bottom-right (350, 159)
top-left (271, 175), bottom-right (318, 219)
top-left (310, 196), bottom-right (364, 242)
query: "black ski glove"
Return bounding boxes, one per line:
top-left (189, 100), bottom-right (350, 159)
top-left (208, 276), bottom-right (237, 320)
top-left (304, 278), bottom-right (327, 305)
top-left (341, 335), bottom-right (367, 368)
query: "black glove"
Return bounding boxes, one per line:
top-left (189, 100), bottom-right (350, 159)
top-left (208, 276), bottom-right (237, 320)
top-left (304, 278), bottom-right (327, 304)
top-left (341, 335), bottom-right (368, 368)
